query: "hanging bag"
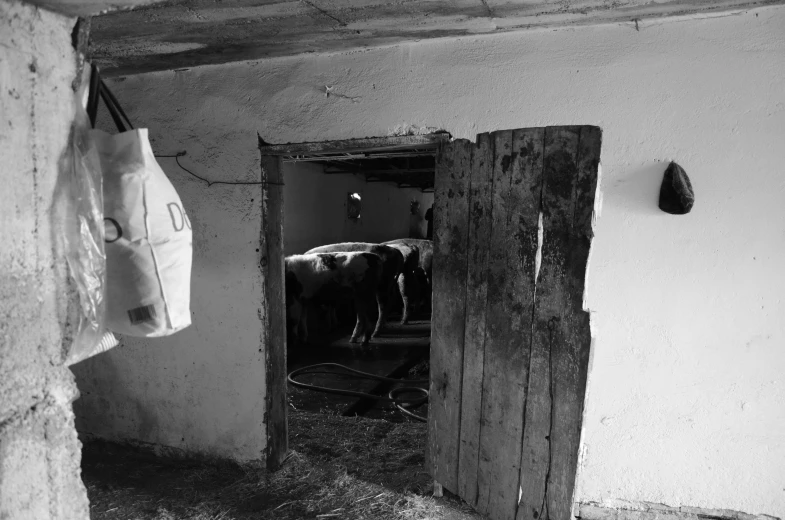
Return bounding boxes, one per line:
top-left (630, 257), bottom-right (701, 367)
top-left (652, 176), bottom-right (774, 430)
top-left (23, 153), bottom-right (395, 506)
top-left (57, 64), bottom-right (116, 366)
top-left (88, 65), bottom-right (193, 337)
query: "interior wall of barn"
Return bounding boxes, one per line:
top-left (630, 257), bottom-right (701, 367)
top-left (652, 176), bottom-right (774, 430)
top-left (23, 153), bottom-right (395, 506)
top-left (1, 1), bottom-right (90, 518)
top-left (72, 4), bottom-right (785, 515)
top-left (283, 162), bottom-right (433, 255)
top-left (70, 92), bottom-right (268, 460)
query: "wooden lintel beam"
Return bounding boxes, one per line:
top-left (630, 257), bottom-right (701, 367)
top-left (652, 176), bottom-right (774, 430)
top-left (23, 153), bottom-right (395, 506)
top-left (324, 168), bottom-right (435, 176)
top-left (258, 133), bottom-right (450, 156)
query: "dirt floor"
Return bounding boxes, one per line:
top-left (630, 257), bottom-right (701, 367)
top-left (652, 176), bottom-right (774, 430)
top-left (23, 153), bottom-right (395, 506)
top-left (82, 410), bottom-right (484, 520)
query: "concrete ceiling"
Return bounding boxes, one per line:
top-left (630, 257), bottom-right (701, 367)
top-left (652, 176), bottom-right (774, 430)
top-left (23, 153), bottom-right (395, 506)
top-left (87, 0), bottom-right (782, 77)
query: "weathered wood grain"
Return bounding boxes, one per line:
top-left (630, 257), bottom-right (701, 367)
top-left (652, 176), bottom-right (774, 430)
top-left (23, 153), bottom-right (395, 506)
top-left (427, 139), bottom-right (472, 493)
top-left (27, 0), bottom-right (162, 16)
top-left (545, 126), bottom-right (600, 520)
top-left (428, 126), bottom-right (599, 519)
top-left (517, 126), bottom-right (599, 520)
top-left (574, 127), bottom-right (602, 240)
top-left (257, 134), bottom-right (449, 156)
top-left (476, 129), bottom-right (544, 520)
top-left (259, 149), bottom-right (288, 469)
top-left (89, 0), bottom-right (783, 76)
top-left (537, 126), bottom-right (581, 520)
top-left (457, 132), bottom-right (494, 506)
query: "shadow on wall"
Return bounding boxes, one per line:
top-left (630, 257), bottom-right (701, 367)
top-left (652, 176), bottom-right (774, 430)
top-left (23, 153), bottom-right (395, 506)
top-left (610, 161), bottom-right (671, 216)
top-left (71, 346), bottom-right (160, 443)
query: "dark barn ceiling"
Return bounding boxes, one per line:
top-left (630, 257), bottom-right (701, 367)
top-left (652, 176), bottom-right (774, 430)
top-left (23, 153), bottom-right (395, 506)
top-left (75, 0), bottom-right (784, 77)
top-left (280, 142), bottom-right (439, 191)
top-left (316, 153), bottom-right (436, 192)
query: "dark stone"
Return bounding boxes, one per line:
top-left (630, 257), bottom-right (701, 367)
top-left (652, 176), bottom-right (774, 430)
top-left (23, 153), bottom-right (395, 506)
top-left (659, 161), bottom-right (695, 215)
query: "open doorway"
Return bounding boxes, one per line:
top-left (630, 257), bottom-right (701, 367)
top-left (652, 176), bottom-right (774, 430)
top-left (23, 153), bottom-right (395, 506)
top-left (260, 126), bottom-right (601, 520)
top-left (280, 140), bottom-right (440, 422)
top-left (257, 133), bottom-right (448, 504)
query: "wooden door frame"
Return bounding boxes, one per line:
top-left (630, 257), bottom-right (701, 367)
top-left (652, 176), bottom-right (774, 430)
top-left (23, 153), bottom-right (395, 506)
top-left (258, 132), bottom-right (450, 470)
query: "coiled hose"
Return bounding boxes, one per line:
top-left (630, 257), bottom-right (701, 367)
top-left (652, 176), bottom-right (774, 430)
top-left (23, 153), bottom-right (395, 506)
top-left (287, 362), bottom-right (429, 422)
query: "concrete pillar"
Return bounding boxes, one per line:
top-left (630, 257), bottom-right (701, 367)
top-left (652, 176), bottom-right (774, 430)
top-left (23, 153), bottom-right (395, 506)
top-left (1, 1), bottom-right (90, 518)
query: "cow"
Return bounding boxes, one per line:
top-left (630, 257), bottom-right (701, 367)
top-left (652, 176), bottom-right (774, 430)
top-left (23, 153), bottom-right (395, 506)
top-left (305, 242), bottom-right (404, 338)
top-left (383, 238), bottom-right (433, 313)
top-left (285, 252), bottom-right (383, 346)
top-left (382, 242), bottom-right (421, 324)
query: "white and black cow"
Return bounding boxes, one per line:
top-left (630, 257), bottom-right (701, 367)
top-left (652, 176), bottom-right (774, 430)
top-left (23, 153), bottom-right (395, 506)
top-left (384, 238), bottom-right (433, 313)
top-left (285, 252), bottom-right (383, 346)
top-left (305, 242), bottom-right (404, 337)
top-left (382, 242), bottom-right (421, 324)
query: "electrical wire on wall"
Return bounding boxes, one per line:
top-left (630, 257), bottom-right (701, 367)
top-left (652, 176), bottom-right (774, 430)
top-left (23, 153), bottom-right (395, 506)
top-left (154, 151), bottom-right (285, 188)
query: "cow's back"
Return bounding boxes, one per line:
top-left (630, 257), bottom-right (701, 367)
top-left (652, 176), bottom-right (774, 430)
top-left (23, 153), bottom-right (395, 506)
top-left (384, 243), bottom-right (420, 274)
top-left (384, 238), bottom-right (432, 274)
top-left (306, 242), bottom-right (403, 285)
top-left (285, 252), bottom-right (382, 301)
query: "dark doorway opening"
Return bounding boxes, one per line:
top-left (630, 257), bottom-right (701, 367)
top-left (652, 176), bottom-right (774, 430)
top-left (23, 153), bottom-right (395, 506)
top-left (268, 135), bottom-right (447, 424)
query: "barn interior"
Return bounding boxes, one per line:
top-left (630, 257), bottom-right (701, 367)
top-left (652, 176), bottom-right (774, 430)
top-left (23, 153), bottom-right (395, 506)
top-left (283, 149), bottom-right (435, 256)
top-left (281, 146), bottom-right (435, 421)
top-left (4, 0), bottom-right (785, 519)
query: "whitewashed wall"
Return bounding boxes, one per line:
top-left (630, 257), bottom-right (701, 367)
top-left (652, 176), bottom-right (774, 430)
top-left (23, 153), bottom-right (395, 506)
top-left (72, 4), bottom-right (785, 514)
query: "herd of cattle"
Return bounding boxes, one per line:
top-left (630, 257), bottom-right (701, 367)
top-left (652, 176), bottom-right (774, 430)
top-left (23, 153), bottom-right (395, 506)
top-left (284, 239), bottom-right (433, 346)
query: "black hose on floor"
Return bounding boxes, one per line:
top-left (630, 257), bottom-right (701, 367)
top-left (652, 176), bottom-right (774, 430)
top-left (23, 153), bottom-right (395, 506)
top-left (287, 362), bottom-right (429, 422)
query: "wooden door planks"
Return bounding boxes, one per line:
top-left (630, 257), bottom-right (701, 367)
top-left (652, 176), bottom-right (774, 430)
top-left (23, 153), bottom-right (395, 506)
top-left (428, 139), bottom-right (473, 492)
top-left (545, 126), bottom-right (600, 520)
top-left (429, 126), bottom-right (601, 520)
top-left (476, 129), bottom-right (544, 520)
top-left (259, 151), bottom-right (288, 469)
top-left (457, 133), bottom-right (494, 506)
top-left (517, 126), bottom-right (601, 520)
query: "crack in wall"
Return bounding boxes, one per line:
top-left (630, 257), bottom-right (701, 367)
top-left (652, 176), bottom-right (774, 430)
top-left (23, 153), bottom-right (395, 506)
top-left (301, 0), bottom-right (347, 27)
top-left (480, 0), bottom-right (495, 18)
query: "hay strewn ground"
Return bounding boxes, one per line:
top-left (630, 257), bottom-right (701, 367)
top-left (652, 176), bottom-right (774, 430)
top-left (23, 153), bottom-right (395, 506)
top-left (82, 410), bottom-right (483, 520)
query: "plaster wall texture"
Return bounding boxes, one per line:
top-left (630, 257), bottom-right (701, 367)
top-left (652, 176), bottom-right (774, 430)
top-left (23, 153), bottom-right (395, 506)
top-left (283, 162), bottom-right (433, 255)
top-left (73, 3), bottom-right (785, 515)
top-left (1, 0), bottom-right (90, 518)
top-left (71, 145), bottom-right (267, 461)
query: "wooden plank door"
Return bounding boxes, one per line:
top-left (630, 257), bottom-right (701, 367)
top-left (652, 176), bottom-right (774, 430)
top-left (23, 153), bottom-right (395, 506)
top-left (428, 126), bottom-right (601, 520)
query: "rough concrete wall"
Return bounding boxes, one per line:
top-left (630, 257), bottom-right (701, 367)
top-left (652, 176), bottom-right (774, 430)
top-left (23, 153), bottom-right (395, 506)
top-left (78, 4), bottom-right (785, 515)
top-left (70, 83), bottom-right (268, 461)
top-left (0, 1), bottom-right (90, 518)
top-left (283, 162), bottom-right (432, 255)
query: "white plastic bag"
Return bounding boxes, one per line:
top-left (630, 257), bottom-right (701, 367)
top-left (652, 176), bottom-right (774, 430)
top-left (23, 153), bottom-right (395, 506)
top-left (55, 65), bottom-right (122, 366)
top-left (93, 127), bottom-right (193, 337)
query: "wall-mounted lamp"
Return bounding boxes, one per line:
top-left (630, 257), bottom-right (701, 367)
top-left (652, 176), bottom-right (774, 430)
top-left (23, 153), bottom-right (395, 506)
top-left (347, 192), bottom-right (362, 220)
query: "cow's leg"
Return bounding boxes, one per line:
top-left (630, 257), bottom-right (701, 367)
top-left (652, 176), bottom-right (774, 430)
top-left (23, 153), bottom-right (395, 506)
top-left (371, 283), bottom-right (391, 338)
top-left (398, 274), bottom-right (410, 325)
top-left (357, 291), bottom-right (375, 345)
top-left (350, 297), bottom-right (364, 343)
top-left (350, 293), bottom-right (371, 344)
top-left (350, 313), bottom-right (362, 344)
top-left (408, 273), bottom-right (421, 320)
